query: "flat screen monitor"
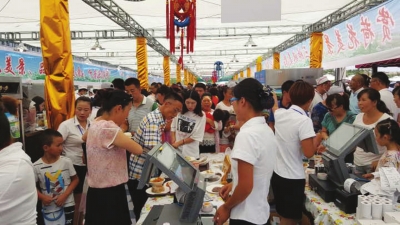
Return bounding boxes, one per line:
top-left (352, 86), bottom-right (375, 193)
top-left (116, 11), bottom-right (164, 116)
top-left (322, 123), bottom-right (379, 186)
top-left (324, 123), bottom-right (379, 157)
top-left (138, 143), bottom-right (199, 193)
top-left (138, 143), bottom-right (205, 223)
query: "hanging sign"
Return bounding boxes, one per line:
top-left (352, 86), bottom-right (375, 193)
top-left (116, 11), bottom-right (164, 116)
top-left (322, 0), bottom-right (400, 68)
top-left (0, 49), bottom-right (136, 82)
top-left (264, 57), bottom-right (273, 69)
top-left (280, 39), bottom-right (310, 69)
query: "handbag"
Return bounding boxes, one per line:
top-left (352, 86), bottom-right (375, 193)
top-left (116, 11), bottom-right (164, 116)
top-left (42, 206), bottom-right (65, 225)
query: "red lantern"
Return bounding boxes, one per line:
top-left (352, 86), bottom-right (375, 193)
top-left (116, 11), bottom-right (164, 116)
top-left (167, 0), bottom-right (196, 68)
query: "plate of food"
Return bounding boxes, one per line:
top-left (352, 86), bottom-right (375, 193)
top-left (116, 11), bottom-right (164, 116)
top-left (206, 184), bottom-right (224, 194)
top-left (200, 170), bottom-right (215, 179)
top-left (185, 156), bottom-right (196, 162)
top-left (196, 156), bottom-right (208, 166)
top-left (206, 173), bottom-right (222, 183)
top-left (164, 180), bottom-right (178, 193)
top-left (146, 184), bottom-right (170, 196)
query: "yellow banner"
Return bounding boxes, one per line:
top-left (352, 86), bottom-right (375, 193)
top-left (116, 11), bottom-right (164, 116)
top-left (136, 37), bottom-right (148, 90)
top-left (240, 71), bottom-right (244, 78)
top-left (184, 69), bottom-right (188, 85)
top-left (273, 52), bottom-right (280, 69)
top-left (310, 32), bottom-right (323, 68)
top-left (163, 56), bottom-right (170, 86)
top-left (247, 67), bottom-right (251, 77)
top-left (40, 0), bottom-right (75, 129)
top-left (189, 72), bottom-right (193, 84)
top-left (256, 56), bottom-right (263, 72)
top-left (176, 64), bottom-right (181, 83)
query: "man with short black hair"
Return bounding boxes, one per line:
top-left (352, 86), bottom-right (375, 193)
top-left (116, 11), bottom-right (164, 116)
top-left (124, 78), bottom-right (158, 135)
top-left (370, 72), bottom-right (398, 119)
top-left (112, 78), bottom-right (125, 91)
top-left (187, 83), bottom-right (193, 91)
top-left (349, 74), bottom-right (365, 114)
top-left (194, 83), bottom-right (206, 98)
top-left (127, 92), bottom-right (184, 220)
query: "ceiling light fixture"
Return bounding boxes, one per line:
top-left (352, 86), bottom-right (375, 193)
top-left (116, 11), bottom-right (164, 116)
top-left (244, 35), bottom-right (257, 48)
top-left (230, 55), bottom-right (239, 63)
top-left (91, 39), bottom-right (105, 50)
top-left (14, 42), bottom-right (28, 52)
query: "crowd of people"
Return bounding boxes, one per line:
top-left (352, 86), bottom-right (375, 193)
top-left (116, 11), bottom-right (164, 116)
top-left (1, 72), bottom-right (400, 225)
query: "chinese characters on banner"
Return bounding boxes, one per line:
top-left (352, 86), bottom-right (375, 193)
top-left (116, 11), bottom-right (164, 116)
top-left (322, 1), bottom-right (399, 68)
top-left (0, 49), bottom-right (137, 82)
top-left (264, 57), bottom-right (273, 69)
top-left (280, 39), bottom-right (310, 69)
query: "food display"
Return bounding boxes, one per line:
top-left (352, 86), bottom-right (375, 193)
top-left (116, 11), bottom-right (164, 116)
top-left (152, 185), bottom-right (166, 193)
top-left (212, 186), bottom-right (221, 193)
top-left (149, 177), bottom-right (165, 187)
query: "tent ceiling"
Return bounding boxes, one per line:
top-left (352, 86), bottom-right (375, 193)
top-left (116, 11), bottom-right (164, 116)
top-left (0, 0), bottom-right (355, 77)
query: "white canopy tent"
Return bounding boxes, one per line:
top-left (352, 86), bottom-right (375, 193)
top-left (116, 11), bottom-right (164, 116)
top-left (0, 0), bottom-right (357, 78)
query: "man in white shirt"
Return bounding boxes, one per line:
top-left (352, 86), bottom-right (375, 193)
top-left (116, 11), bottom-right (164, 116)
top-left (309, 76), bottom-right (331, 113)
top-left (349, 74), bottom-right (365, 114)
top-left (370, 72), bottom-right (398, 120)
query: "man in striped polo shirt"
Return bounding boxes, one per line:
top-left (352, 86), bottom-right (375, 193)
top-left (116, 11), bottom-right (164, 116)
top-left (124, 78), bottom-right (158, 136)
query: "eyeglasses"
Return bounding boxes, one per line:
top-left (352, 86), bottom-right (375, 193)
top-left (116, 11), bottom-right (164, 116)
top-left (174, 107), bottom-right (181, 114)
top-left (229, 97), bottom-right (239, 104)
top-left (327, 106), bottom-right (339, 112)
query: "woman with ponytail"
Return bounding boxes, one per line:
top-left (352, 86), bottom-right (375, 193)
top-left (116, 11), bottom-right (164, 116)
top-left (213, 78), bottom-right (277, 225)
top-left (353, 88), bottom-right (392, 175)
top-left (83, 90), bottom-right (142, 225)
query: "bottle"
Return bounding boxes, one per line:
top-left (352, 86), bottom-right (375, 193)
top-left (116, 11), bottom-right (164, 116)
top-left (42, 110), bottom-right (48, 128)
top-left (5, 112), bottom-right (21, 138)
top-left (37, 113), bottom-right (44, 127)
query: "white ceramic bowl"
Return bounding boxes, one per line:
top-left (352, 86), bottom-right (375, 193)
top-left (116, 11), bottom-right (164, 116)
top-left (317, 173), bottom-right (328, 180)
top-left (202, 202), bottom-right (213, 212)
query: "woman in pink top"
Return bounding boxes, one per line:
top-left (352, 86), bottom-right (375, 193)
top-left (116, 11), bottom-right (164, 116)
top-left (83, 90), bottom-right (142, 225)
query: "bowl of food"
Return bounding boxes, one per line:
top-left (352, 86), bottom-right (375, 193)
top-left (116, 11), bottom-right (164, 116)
top-left (202, 202), bottom-right (213, 213)
top-left (200, 170), bottom-right (215, 179)
top-left (149, 177), bottom-right (165, 187)
top-left (185, 156), bottom-right (196, 162)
